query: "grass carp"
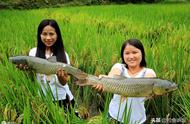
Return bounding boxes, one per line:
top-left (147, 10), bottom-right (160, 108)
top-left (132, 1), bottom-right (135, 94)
top-left (9, 55), bottom-right (177, 97)
top-left (9, 56), bottom-right (87, 79)
top-left (77, 75), bottom-right (177, 97)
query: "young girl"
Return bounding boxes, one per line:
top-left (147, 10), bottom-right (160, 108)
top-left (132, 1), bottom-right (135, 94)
top-left (18, 19), bottom-right (76, 110)
top-left (94, 39), bottom-right (156, 124)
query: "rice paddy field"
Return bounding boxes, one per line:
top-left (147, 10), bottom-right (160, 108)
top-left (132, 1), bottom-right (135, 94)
top-left (0, 3), bottom-right (190, 124)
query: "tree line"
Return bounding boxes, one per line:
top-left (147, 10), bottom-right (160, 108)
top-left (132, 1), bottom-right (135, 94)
top-left (0, 0), bottom-right (168, 9)
top-left (0, 0), bottom-right (188, 9)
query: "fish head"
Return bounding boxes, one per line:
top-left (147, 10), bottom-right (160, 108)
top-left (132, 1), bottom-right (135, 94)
top-left (9, 56), bottom-right (28, 65)
top-left (153, 79), bottom-right (177, 96)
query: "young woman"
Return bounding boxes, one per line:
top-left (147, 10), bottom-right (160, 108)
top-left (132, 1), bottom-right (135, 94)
top-left (94, 39), bottom-right (156, 124)
top-left (18, 19), bottom-right (76, 110)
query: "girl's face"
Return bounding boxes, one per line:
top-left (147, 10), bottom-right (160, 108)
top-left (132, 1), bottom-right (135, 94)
top-left (41, 25), bottom-right (57, 47)
top-left (123, 44), bottom-right (142, 68)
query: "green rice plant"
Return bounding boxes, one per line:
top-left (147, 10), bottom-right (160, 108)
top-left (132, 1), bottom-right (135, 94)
top-left (0, 3), bottom-right (190, 123)
top-left (23, 98), bottom-right (31, 124)
top-left (0, 58), bottom-right (86, 123)
top-left (174, 90), bottom-right (190, 123)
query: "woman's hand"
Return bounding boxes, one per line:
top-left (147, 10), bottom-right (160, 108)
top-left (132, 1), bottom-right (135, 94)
top-left (16, 64), bottom-right (29, 70)
top-left (92, 84), bottom-right (103, 92)
top-left (93, 68), bottom-right (121, 92)
top-left (92, 75), bottom-right (108, 92)
top-left (56, 69), bottom-right (69, 86)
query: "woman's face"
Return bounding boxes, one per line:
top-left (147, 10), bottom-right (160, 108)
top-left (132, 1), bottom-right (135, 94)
top-left (40, 25), bottom-right (57, 47)
top-left (123, 44), bottom-right (142, 68)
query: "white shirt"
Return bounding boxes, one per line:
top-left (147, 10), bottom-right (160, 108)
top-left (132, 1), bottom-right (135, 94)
top-left (29, 47), bottom-right (74, 101)
top-left (108, 63), bottom-right (156, 124)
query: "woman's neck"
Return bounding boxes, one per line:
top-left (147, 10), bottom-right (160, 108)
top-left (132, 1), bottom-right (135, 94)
top-left (128, 66), bottom-right (143, 76)
top-left (45, 47), bottom-right (52, 58)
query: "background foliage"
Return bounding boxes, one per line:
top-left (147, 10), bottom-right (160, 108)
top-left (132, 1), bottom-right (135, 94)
top-left (0, 0), bottom-right (190, 9)
top-left (0, 3), bottom-right (190, 123)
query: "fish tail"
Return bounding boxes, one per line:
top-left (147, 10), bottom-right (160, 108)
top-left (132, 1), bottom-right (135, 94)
top-left (64, 66), bottom-right (94, 86)
top-left (64, 65), bottom-right (88, 80)
top-left (74, 69), bottom-right (88, 80)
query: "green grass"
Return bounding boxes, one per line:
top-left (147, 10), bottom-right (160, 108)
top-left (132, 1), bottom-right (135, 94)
top-left (0, 3), bottom-right (190, 123)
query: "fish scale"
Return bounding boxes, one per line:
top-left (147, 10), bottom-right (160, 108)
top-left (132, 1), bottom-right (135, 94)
top-left (105, 81), bottom-right (152, 97)
top-left (84, 75), bottom-right (176, 97)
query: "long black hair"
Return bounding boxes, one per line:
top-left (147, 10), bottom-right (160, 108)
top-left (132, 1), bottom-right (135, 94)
top-left (36, 19), bottom-right (67, 64)
top-left (121, 39), bottom-right (146, 68)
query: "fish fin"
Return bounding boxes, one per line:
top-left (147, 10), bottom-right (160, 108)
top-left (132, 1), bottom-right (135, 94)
top-left (74, 79), bottom-right (91, 86)
top-left (144, 94), bottom-right (156, 101)
top-left (47, 56), bottom-right (57, 62)
top-left (75, 70), bottom-right (88, 80)
top-left (136, 77), bottom-right (158, 79)
top-left (65, 65), bottom-right (88, 80)
top-left (111, 75), bottom-right (127, 80)
top-left (144, 96), bottom-right (151, 101)
top-left (120, 96), bottom-right (127, 102)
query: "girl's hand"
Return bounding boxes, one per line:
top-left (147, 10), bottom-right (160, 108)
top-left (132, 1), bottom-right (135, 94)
top-left (56, 69), bottom-right (69, 85)
top-left (16, 64), bottom-right (29, 70)
top-left (92, 84), bottom-right (103, 92)
top-left (92, 75), bottom-right (108, 92)
top-left (93, 68), bottom-right (121, 92)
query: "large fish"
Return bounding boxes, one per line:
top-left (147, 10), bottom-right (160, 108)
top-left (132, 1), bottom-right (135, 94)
top-left (9, 56), bottom-right (177, 97)
top-left (77, 75), bottom-right (177, 97)
top-left (9, 56), bottom-right (87, 79)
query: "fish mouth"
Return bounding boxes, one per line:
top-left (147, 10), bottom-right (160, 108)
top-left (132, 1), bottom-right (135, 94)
top-left (154, 83), bottom-right (178, 95)
top-left (167, 84), bottom-right (178, 92)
